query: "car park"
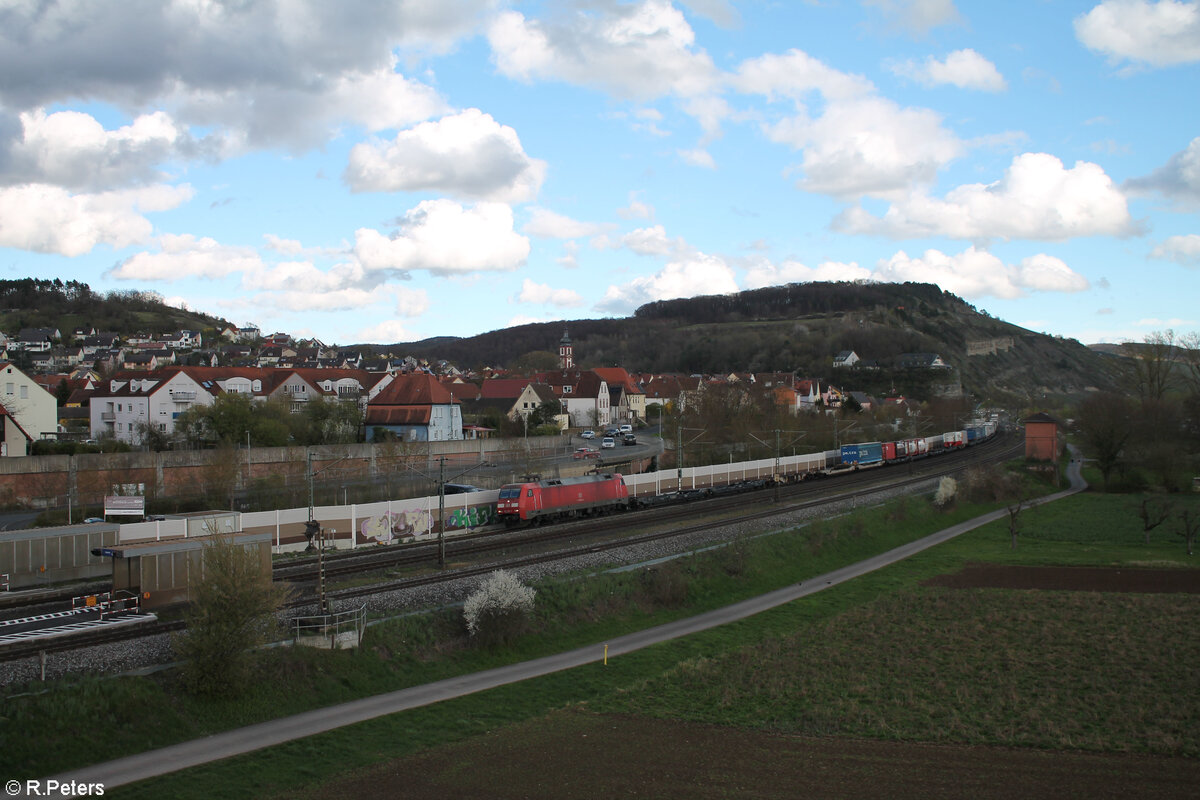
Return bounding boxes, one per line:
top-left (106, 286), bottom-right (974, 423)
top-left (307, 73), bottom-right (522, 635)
top-left (573, 447), bottom-right (599, 459)
top-left (601, 436), bottom-right (616, 449)
top-left (580, 430), bottom-right (595, 439)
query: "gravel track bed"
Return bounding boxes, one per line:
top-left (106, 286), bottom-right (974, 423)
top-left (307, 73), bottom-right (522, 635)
top-left (2, 479), bottom-right (937, 688)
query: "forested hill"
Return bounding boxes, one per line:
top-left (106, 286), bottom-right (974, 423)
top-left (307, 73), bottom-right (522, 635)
top-left (388, 281), bottom-right (1120, 403)
top-left (0, 279), bottom-right (231, 337)
top-left (633, 281), bottom-right (965, 325)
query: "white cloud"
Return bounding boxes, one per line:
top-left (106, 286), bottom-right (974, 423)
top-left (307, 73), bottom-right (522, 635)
top-left (1150, 233), bottom-right (1200, 265)
top-left (870, 246), bottom-right (1089, 299)
top-left (258, 287), bottom-right (381, 312)
top-left (0, 109), bottom-right (208, 191)
top-left (1075, 0), bottom-right (1200, 67)
top-left (557, 240), bottom-right (580, 269)
top-left (888, 49), bottom-right (1007, 91)
top-left (0, 183), bottom-right (192, 256)
top-left (515, 278), bottom-right (583, 307)
top-left (241, 260), bottom-right (365, 292)
top-left (505, 314), bottom-right (562, 328)
top-left (353, 200), bottom-right (530, 275)
top-left (678, 147), bottom-right (716, 168)
top-left (487, 3), bottom-right (719, 101)
top-left (524, 208), bottom-right (613, 238)
top-left (680, 0), bottom-right (741, 28)
top-left (732, 49), bottom-right (875, 102)
top-left (344, 109), bottom-right (546, 202)
top-left (735, 49), bottom-right (962, 199)
top-left (765, 95), bottom-right (963, 198)
top-left (356, 319), bottom-right (417, 343)
top-left (863, 0), bottom-right (963, 34)
top-left (1126, 136), bottom-right (1200, 205)
top-left (595, 225), bottom-right (686, 257)
top-left (0, 2), bottom-right (469, 149)
top-left (597, 252), bottom-right (738, 313)
top-left (617, 194), bottom-right (655, 220)
top-left (1135, 316), bottom-right (1196, 326)
top-left (743, 258), bottom-right (871, 289)
top-left (835, 153), bottom-right (1136, 240)
top-left (263, 235), bottom-right (305, 255)
top-left (109, 233), bottom-right (262, 280)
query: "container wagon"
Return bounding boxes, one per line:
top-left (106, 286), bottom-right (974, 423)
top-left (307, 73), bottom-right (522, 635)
top-left (840, 442), bottom-right (883, 467)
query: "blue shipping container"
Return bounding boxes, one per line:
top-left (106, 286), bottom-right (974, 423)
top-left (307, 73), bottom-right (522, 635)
top-left (840, 442), bottom-right (883, 466)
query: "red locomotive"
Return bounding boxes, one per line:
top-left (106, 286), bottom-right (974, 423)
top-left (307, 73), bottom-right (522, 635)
top-left (497, 473), bottom-right (630, 525)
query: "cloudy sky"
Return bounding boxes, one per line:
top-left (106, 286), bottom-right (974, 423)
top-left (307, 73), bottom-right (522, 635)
top-left (1, 0), bottom-right (1197, 347)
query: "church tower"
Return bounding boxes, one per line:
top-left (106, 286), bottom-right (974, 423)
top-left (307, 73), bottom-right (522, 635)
top-left (558, 329), bottom-right (574, 370)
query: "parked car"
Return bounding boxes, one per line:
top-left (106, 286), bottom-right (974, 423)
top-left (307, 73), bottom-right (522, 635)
top-left (623, 434), bottom-right (637, 446)
top-left (604, 427), bottom-right (619, 437)
top-left (601, 436), bottom-right (616, 449)
top-left (619, 424), bottom-right (633, 434)
top-left (83, 517), bottom-right (105, 524)
top-left (573, 447), bottom-right (599, 459)
top-left (580, 430), bottom-right (595, 439)
top-left (444, 483), bottom-right (483, 494)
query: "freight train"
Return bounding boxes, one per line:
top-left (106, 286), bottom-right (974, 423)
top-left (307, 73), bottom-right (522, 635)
top-left (837, 421), bottom-right (997, 469)
top-left (497, 421), bottom-right (999, 526)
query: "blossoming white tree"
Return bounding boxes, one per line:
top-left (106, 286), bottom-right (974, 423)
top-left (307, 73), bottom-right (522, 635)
top-left (463, 569), bottom-right (536, 645)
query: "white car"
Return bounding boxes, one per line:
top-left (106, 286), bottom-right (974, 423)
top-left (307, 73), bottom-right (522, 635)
top-left (601, 436), bottom-right (616, 449)
top-left (581, 429), bottom-right (595, 439)
top-left (619, 424), bottom-right (633, 434)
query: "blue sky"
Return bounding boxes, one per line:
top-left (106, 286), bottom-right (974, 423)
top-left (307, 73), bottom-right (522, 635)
top-left (1, 0), bottom-right (1197, 349)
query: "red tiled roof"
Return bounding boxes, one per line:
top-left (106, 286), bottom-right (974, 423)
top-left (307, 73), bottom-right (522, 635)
top-left (364, 407), bottom-right (431, 425)
top-left (369, 373), bottom-right (455, 406)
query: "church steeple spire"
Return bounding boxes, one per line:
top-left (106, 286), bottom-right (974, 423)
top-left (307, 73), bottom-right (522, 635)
top-left (558, 328), bottom-right (574, 369)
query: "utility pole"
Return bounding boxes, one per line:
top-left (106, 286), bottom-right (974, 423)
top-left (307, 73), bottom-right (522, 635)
top-left (676, 415), bottom-right (683, 492)
top-left (438, 456), bottom-right (446, 569)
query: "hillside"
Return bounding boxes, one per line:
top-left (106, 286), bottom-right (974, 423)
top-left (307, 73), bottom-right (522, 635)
top-left (0, 279), bottom-right (231, 339)
top-left (385, 282), bottom-right (1121, 404)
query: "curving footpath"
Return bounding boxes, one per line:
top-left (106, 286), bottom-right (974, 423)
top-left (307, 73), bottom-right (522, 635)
top-left (52, 452), bottom-right (1087, 791)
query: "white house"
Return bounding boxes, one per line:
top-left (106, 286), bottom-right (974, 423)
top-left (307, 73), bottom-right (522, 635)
top-left (0, 361), bottom-right (58, 440)
top-left (833, 350), bottom-right (859, 368)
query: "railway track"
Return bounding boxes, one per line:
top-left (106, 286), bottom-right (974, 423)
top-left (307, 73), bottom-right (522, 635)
top-left (0, 434), bottom-right (1020, 663)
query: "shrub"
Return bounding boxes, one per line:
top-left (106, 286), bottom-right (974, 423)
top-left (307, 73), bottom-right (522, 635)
top-left (463, 570), bottom-right (536, 646)
top-left (641, 562), bottom-right (689, 608)
top-left (933, 476), bottom-right (957, 509)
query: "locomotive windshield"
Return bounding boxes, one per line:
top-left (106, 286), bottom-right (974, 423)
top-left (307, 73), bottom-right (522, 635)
top-left (498, 488), bottom-right (520, 499)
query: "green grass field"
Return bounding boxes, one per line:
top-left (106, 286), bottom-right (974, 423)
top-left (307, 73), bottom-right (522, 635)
top-left (4, 478), bottom-right (1198, 798)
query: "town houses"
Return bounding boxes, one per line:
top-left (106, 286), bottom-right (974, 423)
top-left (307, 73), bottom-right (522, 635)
top-left (1, 320), bottom-right (946, 454)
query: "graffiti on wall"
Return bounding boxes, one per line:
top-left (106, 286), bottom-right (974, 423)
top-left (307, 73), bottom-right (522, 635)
top-left (445, 504), bottom-right (496, 531)
top-left (359, 507), bottom-right (433, 544)
top-left (359, 502), bottom-right (499, 542)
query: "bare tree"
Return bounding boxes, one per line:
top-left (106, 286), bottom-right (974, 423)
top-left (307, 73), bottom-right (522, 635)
top-left (1136, 496), bottom-right (1173, 546)
top-left (1121, 330), bottom-right (1178, 404)
top-left (1177, 507), bottom-right (1199, 556)
top-left (1076, 392), bottom-right (1134, 488)
top-left (1178, 331), bottom-right (1200, 395)
top-left (994, 472), bottom-right (1028, 550)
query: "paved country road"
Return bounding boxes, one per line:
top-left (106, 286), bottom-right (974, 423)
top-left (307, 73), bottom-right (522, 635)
top-left (48, 454), bottom-right (1087, 791)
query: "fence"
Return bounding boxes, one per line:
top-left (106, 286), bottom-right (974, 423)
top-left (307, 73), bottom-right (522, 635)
top-left (291, 604), bottom-right (367, 650)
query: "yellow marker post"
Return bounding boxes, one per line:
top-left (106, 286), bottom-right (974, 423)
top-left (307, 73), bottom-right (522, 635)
top-left (603, 644), bottom-right (608, 665)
